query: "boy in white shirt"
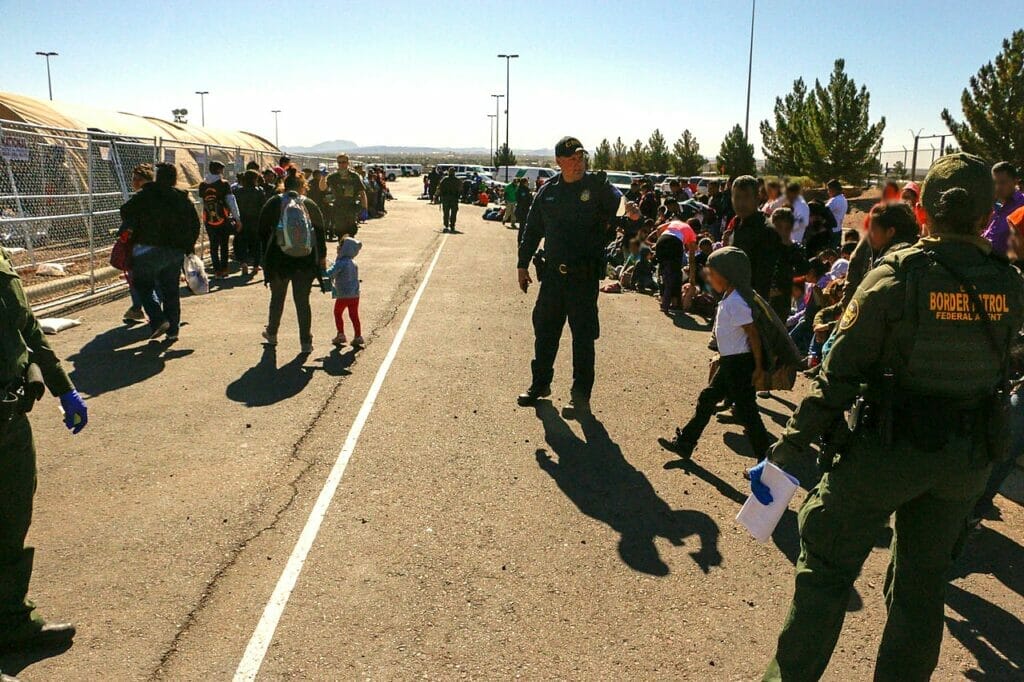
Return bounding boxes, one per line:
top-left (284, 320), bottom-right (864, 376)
top-left (666, 247), bottom-right (772, 460)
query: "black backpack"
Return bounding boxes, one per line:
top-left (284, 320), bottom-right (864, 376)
top-left (235, 186), bottom-right (266, 221)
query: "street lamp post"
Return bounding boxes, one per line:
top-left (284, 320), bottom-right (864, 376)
top-left (271, 109), bottom-right (281, 147)
top-left (195, 91), bottom-right (209, 126)
top-left (35, 51), bottom-right (58, 101)
top-left (497, 54), bottom-right (519, 180)
top-left (491, 94), bottom-right (504, 172)
top-left (488, 114), bottom-right (497, 168)
top-left (744, 1), bottom-right (755, 142)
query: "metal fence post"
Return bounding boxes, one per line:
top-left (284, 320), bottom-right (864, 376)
top-left (87, 133), bottom-right (96, 293)
top-left (0, 122), bottom-right (34, 266)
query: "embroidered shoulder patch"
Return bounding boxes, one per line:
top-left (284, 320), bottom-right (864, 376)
top-left (839, 299), bottom-right (860, 332)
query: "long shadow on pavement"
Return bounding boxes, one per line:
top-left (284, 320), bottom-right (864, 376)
top-left (0, 641), bottom-right (72, 677)
top-left (66, 326), bottom-right (194, 397)
top-left (226, 346), bottom-right (315, 407)
top-left (534, 402), bottom-right (722, 576)
top-left (945, 524), bottom-right (1024, 679)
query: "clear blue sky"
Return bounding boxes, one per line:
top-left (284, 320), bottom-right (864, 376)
top-left (1, 0), bottom-right (1020, 156)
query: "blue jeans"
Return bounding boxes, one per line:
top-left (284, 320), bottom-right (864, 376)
top-left (128, 279), bottom-right (160, 309)
top-left (132, 246), bottom-right (184, 334)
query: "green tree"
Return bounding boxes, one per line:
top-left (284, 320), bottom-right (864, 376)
top-left (759, 77), bottom-right (810, 175)
top-left (891, 160), bottom-right (907, 179)
top-left (803, 59), bottom-right (885, 183)
top-left (671, 129), bottom-right (706, 176)
top-left (718, 124), bottom-right (756, 176)
top-left (647, 129), bottom-right (671, 173)
top-left (495, 143), bottom-right (517, 168)
top-left (611, 137), bottom-right (628, 170)
top-left (626, 139), bottom-right (649, 172)
top-left (942, 29), bottom-right (1024, 168)
top-left (592, 138), bottom-right (612, 170)
top-left (761, 60), bottom-right (885, 183)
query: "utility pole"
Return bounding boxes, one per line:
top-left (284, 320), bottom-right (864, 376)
top-left (488, 114), bottom-right (497, 168)
top-left (195, 91), bottom-right (209, 126)
top-left (744, 1), bottom-right (755, 141)
top-left (497, 54), bottom-right (519, 181)
top-left (491, 94), bottom-right (504, 173)
top-left (271, 109), bottom-right (281, 147)
top-left (909, 128), bottom-right (922, 182)
top-left (35, 51), bottom-right (58, 100)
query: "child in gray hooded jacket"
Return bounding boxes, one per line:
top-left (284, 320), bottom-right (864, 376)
top-left (326, 236), bottom-right (363, 347)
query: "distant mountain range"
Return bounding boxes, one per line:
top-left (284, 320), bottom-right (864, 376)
top-left (284, 139), bottom-right (552, 157)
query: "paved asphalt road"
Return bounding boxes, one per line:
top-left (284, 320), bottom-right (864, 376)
top-left (3, 179), bottom-right (1021, 680)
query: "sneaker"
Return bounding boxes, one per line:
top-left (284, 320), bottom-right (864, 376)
top-left (516, 385), bottom-right (551, 406)
top-left (165, 333), bottom-right (179, 343)
top-left (757, 391), bottom-right (772, 399)
top-left (123, 306), bottom-right (146, 323)
top-left (563, 396), bottom-right (591, 420)
top-left (300, 341), bottom-right (314, 354)
top-left (332, 333), bottom-right (347, 347)
top-left (351, 336), bottom-right (365, 348)
top-left (668, 429), bottom-right (696, 460)
top-left (149, 321), bottom-right (170, 340)
top-left (261, 329), bottom-right (277, 346)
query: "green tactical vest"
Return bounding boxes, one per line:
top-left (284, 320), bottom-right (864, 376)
top-left (887, 246), bottom-right (1024, 399)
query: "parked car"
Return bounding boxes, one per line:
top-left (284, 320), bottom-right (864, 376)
top-left (400, 164), bottom-right (422, 177)
top-left (494, 166), bottom-right (559, 186)
top-left (605, 172), bottom-right (639, 194)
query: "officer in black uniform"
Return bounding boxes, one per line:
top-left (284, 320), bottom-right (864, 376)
top-left (516, 136), bottom-right (622, 417)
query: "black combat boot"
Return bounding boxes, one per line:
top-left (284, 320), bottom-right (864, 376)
top-left (563, 394), bottom-right (592, 420)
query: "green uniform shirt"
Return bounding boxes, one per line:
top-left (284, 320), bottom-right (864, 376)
top-left (326, 169), bottom-right (365, 213)
top-left (772, 234), bottom-right (1024, 468)
top-left (0, 249), bottom-right (74, 397)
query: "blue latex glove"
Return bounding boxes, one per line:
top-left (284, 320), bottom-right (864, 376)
top-left (59, 390), bottom-right (88, 434)
top-left (748, 459), bottom-right (774, 505)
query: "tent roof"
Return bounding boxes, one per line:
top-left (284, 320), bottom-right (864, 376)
top-left (0, 91), bottom-right (278, 152)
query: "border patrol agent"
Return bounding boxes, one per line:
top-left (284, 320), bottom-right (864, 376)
top-left (320, 153), bottom-right (368, 239)
top-left (435, 168), bottom-right (462, 233)
top-left (0, 247), bottom-right (88, 654)
top-left (516, 136), bottom-right (621, 417)
top-left (750, 153), bottom-right (1024, 681)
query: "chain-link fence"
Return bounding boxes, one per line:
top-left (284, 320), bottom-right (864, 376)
top-left (0, 119), bottom-right (336, 310)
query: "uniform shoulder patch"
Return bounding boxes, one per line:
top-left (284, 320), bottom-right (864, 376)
top-left (839, 299), bottom-right (860, 332)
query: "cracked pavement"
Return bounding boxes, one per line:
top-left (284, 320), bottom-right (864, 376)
top-left (6, 179), bottom-right (1023, 680)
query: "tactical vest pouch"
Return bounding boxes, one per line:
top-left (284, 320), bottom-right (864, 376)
top-left (18, 363), bottom-right (44, 414)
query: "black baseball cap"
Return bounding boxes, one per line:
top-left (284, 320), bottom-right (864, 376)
top-left (555, 136), bottom-right (586, 157)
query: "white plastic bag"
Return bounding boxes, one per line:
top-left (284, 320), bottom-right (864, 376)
top-left (183, 254), bottom-right (209, 295)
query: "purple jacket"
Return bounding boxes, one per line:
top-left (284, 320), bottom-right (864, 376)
top-left (983, 190), bottom-right (1024, 255)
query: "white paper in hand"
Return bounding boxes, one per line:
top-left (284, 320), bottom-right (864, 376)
top-left (736, 462), bottom-right (800, 543)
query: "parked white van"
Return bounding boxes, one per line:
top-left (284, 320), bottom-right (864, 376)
top-left (494, 166), bottom-right (559, 185)
top-left (382, 164), bottom-right (404, 180)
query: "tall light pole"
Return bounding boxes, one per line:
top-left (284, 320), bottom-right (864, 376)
top-left (497, 54), bottom-right (519, 180)
top-left (488, 114), bottom-right (497, 168)
top-left (491, 94), bottom-right (504, 172)
top-left (271, 109), bottom-right (281, 147)
top-left (743, 1), bottom-right (755, 142)
top-left (195, 91), bottom-right (209, 126)
top-left (35, 51), bottom-right (58, 101)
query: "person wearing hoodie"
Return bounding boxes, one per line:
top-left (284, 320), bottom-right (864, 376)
top-left (665, 246), bottom-right (773, 460)
top-left (119, 162), bottom-right (200, 341)
top-left (326, 237), bottom-right (364, 348)
top-left (901, 180), bottom-right (929, 230)
top-left (198, 160), bottom-right (242, 279)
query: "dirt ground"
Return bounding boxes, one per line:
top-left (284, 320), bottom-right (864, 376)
top-left (2, 179), bottom-right (1021, 681)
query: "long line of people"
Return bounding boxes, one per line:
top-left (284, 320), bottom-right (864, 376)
top-left (117, 153), bottom-right (388, 352)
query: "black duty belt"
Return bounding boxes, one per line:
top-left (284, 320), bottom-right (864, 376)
top-left (548, 262), bottom-right (598, 278)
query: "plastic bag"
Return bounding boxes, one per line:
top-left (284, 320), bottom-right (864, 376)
top-left (183, 254), bottom-right (209, 295)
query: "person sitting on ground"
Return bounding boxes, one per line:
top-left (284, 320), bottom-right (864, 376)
top-left (258, 168), bottom-right (327, 354)
top-left (326, 236), bottom-right (364, 349)
top-left (666, 247), bottom-right (772, 460)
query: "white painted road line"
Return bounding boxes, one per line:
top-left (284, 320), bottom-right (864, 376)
top-left (234, 236), bottom-right (448, 681)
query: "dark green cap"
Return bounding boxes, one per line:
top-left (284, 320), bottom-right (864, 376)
top-left (920, 152), bottom-right (993, 221)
